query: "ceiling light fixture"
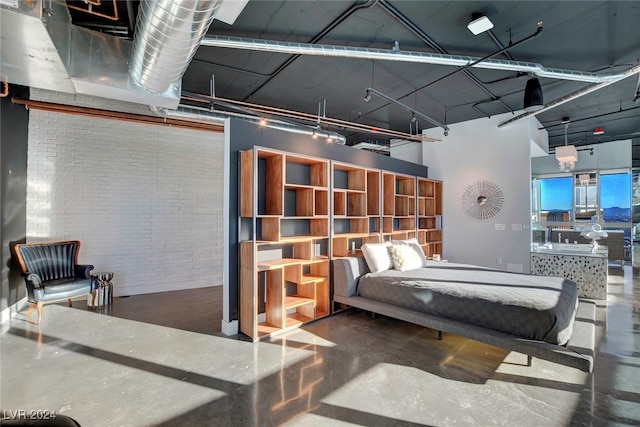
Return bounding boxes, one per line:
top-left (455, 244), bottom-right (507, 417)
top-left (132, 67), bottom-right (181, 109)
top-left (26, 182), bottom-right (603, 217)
top-left (467, 14), bottom-right (494, 35)
top-left (556, 118), bottom-right (577, 172)
top-left (593, 127), bottom-right (604, 135)
top-left (523, 77), bottom-right (544, 111)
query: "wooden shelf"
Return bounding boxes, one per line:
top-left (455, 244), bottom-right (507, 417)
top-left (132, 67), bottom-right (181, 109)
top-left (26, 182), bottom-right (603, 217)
top-left (284, 295), bottom-right (314, 309)
top-left (241, 148), bottom-right (443, 342)
top-left (241, 148), bottom-right (332, 342)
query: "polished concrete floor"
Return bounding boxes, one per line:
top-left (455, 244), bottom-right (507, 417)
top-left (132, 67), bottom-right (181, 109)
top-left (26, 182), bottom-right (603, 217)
top-left (1, 266), bottom-right (639, 427)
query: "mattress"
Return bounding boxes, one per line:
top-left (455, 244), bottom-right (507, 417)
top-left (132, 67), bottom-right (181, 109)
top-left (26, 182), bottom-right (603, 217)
top-left (357, 261), bottom-right (579, 345)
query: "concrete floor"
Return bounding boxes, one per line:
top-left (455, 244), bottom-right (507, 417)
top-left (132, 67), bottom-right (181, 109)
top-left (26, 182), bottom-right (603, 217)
top-left (1, 266), bottom-right (639, 427)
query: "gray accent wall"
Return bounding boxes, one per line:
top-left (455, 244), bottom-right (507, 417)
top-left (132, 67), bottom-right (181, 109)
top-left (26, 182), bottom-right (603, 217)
top-left (1, 85), bottom-right (29, 314)
top-left (227, 118), bottom-right (428, 320)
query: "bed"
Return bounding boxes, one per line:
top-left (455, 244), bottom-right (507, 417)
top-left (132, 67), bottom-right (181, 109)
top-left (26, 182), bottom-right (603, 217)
top-left (333, 252), bottom-right (597, 373)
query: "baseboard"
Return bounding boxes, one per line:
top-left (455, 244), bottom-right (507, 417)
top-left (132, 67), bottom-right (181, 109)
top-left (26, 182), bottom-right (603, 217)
top-left (1, 297), bottom-right (28, 326)
top-left (221, 319), bottom-right (238, 336)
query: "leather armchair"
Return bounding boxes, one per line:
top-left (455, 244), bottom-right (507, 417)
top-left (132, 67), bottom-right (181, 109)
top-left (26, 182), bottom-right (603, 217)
top-left (13, 241), bottom-right (97, 324)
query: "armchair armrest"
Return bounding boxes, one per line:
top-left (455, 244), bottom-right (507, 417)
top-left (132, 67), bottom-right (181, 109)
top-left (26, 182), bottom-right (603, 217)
top-left (25, 272), bottom-right (43, 289)
top-left (75, 264), bottom-right (95, 279)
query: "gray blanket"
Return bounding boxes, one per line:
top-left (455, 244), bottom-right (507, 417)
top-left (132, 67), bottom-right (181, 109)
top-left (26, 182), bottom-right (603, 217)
top-left (357, 261), bottom-right (579, 345)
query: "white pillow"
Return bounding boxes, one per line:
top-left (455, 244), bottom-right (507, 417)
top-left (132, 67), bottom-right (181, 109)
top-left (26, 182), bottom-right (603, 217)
top-left (361, 241), bottom-right (393, 273)
top-left (390, 238), bottom-right (428, 269)
top-left (389, 244), bottom-right (424, 271)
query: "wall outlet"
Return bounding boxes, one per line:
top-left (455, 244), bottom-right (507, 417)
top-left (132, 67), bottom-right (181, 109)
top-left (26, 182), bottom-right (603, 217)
top-left (511, 223), bottom-right (523, 231)
top-left (495, 223), bottom-right (505, 231)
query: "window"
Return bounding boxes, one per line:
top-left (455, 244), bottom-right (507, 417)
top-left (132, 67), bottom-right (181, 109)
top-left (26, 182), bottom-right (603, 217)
top-left (574, 173), bottom-right (597, 221)
top-left (600, 172), bottom-right (631, 223)
top-left (537, 177), bottom-right (573, 223)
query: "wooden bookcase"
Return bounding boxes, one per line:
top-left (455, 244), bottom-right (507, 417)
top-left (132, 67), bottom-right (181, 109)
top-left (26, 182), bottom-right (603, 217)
top-left (239, 147), bottom-right (444, 341)
top-left (240, 148), bottom-right (330, 342)
top-left (382, 172), bottom-right (417, 241)
top-left (417, 177), bottom-right (443, 257)
top-left (331, 163), bottom-right (381, 258)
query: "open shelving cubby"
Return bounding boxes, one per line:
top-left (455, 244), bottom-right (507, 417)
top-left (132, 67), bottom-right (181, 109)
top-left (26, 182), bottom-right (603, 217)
top-left (417, 177), bottom-right (443, 257)
top-left (382, 172), bottom-right (416, 241)
top-left (331, 163), bottom-right (381, 258)
top-left (240, 148), bottom-right (331, 341)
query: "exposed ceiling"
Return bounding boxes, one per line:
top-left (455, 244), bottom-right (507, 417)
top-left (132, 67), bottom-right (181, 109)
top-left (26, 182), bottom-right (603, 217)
top-left (66, 1), bottom-right (640, 159)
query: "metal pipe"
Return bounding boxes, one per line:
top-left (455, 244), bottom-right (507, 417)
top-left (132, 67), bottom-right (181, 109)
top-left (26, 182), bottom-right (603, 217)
top-left (130, 0), bottom-right (222, 94)
top-left (153, 104), bottom-right (348, 144)
top-left (67, 0), bottom-right (119, 22)
top-left (11, 98), bottom-right (224, 132)
top-left (180, 91), bottom-right (439, 142)
top-left (376, 0), bottom-right (512, 113)
top-left (366, 87), bottom-right (449, 132)
top-left (201, 35), bottom-right (629, 84)
top-left (239, 0), bottom-right (378, 101)
top-left (420, 24), bottom-right (543, 91)
top-left (498, 63), bottom-right (640, 127)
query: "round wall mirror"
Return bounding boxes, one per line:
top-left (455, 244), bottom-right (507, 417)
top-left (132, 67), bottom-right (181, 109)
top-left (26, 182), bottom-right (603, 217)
top-left (462, 180), bottom-right (504, 220)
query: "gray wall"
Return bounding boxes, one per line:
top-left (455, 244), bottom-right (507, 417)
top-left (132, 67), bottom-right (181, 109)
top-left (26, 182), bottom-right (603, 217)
top-left (1, 85), bottom-right (29, 317)
top-left (227, 119), bottom-right (428, 320)
top-left (422, 113), bottom-right (535, 273)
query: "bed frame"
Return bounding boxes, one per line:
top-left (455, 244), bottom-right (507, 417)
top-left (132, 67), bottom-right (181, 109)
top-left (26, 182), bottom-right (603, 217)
top-left (333, 257), bottom-right (597, 373)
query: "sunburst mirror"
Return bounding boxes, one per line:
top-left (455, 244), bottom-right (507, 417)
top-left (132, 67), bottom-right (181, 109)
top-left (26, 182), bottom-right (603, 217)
top-left (462, 180), bottom-right (504, 220)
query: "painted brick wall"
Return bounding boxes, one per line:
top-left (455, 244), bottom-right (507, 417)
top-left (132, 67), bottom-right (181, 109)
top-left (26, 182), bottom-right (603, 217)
top-left (26, 90), bottom-right (225, 296)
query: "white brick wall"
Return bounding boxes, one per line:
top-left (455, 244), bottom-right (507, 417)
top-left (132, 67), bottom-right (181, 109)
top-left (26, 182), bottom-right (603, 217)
top-left (26, 91), bottom-right (225, 296)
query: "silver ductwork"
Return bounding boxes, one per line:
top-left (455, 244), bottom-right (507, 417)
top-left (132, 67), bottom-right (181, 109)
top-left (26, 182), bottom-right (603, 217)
top-left (1, 0), bottom-right (245, 108)
top-left (201, 35), bottom-right (632, 84)
top-left (129, 0), bottom-right (223, 94)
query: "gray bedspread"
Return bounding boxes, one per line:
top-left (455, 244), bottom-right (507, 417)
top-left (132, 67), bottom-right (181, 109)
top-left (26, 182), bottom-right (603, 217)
top-left (357, 261), bottom-right (579, 345)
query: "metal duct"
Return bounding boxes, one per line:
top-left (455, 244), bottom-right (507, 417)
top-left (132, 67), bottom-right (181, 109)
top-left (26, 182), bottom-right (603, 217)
top-left (498, 63), bottom-right (640, 127)
top-left (201, 35), bottom-right (632, 84)
top-left (130, 0), bottom-right (223, 94)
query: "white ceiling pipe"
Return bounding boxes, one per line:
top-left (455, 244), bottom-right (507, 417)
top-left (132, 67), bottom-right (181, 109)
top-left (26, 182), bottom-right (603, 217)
top-left (201, 35), bottom-right (630, 84)
top-left (498, 63), bottom-right (640, 127)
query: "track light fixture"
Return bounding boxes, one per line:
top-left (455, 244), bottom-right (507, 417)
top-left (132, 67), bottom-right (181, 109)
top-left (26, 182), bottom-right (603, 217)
top-left (410, 113), bottom-right (417, 123)
top-left (363, 88), bottom-right (371, 102)
top-left (523, 77), bottom-right (544, 111)
top-left (363, 86), bottom-right (450, 133)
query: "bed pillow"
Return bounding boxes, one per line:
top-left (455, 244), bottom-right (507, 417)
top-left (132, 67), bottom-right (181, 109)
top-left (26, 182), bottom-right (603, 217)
top-left (361, 241), bottom-right (393, 273)
top-left (390, 238), bottom-right (428, 270)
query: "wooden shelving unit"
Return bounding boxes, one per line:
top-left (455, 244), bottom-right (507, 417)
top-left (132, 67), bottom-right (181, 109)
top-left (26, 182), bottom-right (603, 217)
top-left (239, 147), bottom-right (444, 341)
top-left (240, 148), bottom-right (330, 342)
top-left (331, 163), bottom-right (381, 258)
top-left (417, 177), bottom-right (443, 257)
top-left (382, 172), bottom-right (417, 241)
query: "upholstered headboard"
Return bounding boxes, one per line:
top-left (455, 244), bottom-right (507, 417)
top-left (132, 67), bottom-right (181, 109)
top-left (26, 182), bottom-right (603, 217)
top-left (332, 256), bottom-right (370, 298)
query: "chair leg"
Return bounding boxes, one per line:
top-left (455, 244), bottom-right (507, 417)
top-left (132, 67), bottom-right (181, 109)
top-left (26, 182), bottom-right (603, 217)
top-left (67, 298), bottom-right (72, 307)
top-left (36, 301), bottom-right (43, 325)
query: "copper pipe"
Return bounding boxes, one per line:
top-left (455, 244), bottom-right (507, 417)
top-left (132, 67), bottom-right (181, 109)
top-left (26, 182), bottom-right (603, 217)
top-left (183, 94), bottom-right (439, 142)
top-left (0, 81), bottom-right (8, 98)
top-left (12, 98), bottom-right (224, 133)
top-left (67, 0), bottom-right (119, 21)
